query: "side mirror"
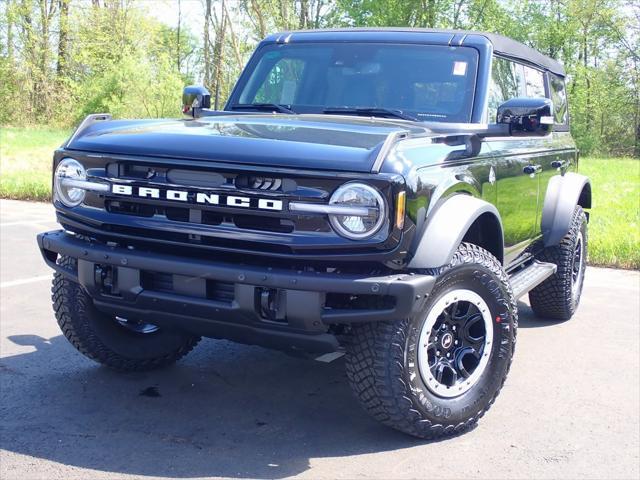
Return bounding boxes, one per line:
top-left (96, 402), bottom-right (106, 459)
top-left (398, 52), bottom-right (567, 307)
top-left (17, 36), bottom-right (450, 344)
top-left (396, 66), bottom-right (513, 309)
top-left (182, 85), bottom-right (211, 117)
top-left (496, 97), bottom-right (553, 136)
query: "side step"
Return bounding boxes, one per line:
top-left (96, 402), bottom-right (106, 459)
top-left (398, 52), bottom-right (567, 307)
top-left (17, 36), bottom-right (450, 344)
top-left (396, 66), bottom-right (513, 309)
top-left (509, 261), bottom-right (557, 299)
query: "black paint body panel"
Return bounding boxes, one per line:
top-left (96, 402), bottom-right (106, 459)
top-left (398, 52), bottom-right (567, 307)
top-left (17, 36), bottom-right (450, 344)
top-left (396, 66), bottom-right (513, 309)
top-left (39, 28), bottom-right (584, 350)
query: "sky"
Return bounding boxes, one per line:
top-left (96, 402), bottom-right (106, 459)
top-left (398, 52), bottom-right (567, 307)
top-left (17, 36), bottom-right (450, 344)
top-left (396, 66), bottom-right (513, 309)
top-left (143, 0), bottom-right (206, 33)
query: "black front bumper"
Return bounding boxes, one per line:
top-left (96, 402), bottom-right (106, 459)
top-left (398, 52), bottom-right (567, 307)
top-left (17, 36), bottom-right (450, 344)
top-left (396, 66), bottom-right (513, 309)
top-left (38, 230), bottom-right (435, 353)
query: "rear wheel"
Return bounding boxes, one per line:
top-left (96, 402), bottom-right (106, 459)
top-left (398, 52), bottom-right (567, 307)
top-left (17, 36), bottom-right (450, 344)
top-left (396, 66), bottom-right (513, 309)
top-left (52, 256), bottom-right (200, 371)
top-left (346, 243), bottom-right (517, 439)
top-left (529, 205), bottom-right (588, 320)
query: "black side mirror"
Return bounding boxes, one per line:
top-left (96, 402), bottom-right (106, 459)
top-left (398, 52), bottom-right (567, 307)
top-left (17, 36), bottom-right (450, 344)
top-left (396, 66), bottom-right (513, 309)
top-left (182, 85), bottom-right (211, 117)
top-left (496, 97), bottom-right (553, 136)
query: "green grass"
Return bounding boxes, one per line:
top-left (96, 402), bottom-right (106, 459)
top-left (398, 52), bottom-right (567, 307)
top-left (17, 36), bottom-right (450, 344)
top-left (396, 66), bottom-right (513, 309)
top-left (0, 127), bottom-right (70, 201)
top-left (580, 157), bottom-right (639, 270)
top-left (1, 127), bottom-right (638, 269)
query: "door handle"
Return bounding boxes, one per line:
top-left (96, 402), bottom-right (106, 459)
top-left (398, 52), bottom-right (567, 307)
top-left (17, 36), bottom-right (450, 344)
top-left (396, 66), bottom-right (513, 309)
top-left (551, 160), bottom-right (568, 169)
top-left (523, 164), bottom-right (542, 175)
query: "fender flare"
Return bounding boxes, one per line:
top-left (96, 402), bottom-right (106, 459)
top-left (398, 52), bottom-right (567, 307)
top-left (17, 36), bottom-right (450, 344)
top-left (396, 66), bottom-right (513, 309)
top-left (408, 195), bottom-right (504, 269)
top-left (541, 172), bottom-right (591, 247)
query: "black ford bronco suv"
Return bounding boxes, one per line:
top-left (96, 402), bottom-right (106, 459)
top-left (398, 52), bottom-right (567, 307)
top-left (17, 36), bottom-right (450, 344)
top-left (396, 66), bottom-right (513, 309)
top-left (38, 29), bottom-right (591, 439)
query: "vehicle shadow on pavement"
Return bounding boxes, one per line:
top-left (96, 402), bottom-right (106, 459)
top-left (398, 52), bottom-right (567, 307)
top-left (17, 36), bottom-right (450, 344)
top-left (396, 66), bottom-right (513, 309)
top-left (0, 333), bottom-right (463, 478)
top-left (516, 301), bottom-right (568, 328)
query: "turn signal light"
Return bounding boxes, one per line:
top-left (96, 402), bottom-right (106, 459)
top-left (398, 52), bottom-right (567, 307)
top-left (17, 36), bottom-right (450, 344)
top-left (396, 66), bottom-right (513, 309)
top-left (395, 191), bottom-right (406, 230)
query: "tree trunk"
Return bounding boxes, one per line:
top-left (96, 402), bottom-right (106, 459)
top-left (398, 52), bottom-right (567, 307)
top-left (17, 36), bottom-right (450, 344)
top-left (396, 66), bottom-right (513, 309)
top-left (427, 0), bottom-right (436, 28)
top-left (212, 0), bottom-right (227, 109)
top-left (222, 0), bottom-right (243, 71)
top-left (314, 0), bottom-right (322, 28)
top-left (250, 0), bottom-right (267, 39)
top-left (280, 0), bottom-right (289, 28)
top-left (204, 0), bottom-right (212, 87)
top-left (176, 0), bottom-right (181, 71)
top-left (299, 0), bottom-right (309, 29)
top-left (6, 0), bottom-right (14, 61)
top-left (582, 29), bottom-right (592, 132)
top-left (635, 118), bottom-right (640, 158)
top-left (56, 0), bottom-right (69, 76)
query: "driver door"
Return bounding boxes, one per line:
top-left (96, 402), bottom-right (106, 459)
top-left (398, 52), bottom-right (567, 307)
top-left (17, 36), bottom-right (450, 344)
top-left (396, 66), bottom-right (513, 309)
top-left (486, 57), bottom-right (544, 265)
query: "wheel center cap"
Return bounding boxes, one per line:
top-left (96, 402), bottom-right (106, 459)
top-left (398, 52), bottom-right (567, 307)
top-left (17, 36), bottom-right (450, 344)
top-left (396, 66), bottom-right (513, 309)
top-left (441, 332), bottom-right (454, 350)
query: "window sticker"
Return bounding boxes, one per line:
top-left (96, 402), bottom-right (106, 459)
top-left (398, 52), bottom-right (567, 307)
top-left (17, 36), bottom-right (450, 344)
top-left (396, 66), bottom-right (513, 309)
top-left (453, 61), bottom-right (468, 76)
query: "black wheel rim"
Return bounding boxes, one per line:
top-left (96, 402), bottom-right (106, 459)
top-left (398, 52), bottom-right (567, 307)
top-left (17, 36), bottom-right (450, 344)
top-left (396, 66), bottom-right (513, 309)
top-left (418, 289), bottom-right (493, 398)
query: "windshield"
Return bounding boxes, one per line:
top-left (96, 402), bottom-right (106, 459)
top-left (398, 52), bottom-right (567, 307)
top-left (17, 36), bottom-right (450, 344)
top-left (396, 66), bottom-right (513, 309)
top-left (233, 43), bottom-right (479, 123)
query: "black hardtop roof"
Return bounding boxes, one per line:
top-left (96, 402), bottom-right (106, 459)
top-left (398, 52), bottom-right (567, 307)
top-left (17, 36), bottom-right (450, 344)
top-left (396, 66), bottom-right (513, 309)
top-left (264, 28), bottom-right (566, 76)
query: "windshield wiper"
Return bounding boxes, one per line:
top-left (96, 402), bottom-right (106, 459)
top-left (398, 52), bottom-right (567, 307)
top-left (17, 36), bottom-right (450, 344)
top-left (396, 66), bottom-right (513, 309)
top-left (323, 107), bottom-right (419, 122)
top-left (230, 103), bottom-right (296, 114)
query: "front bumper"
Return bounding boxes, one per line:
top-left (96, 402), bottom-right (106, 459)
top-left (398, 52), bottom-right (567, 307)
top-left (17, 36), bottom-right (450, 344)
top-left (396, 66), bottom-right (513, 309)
top-left (38, 230), bottom-right (435, 353)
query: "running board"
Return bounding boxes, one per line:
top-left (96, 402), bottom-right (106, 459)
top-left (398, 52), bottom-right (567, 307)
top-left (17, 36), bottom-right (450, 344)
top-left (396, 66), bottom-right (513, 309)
top-left (509, 261), bottom-right (557, 299)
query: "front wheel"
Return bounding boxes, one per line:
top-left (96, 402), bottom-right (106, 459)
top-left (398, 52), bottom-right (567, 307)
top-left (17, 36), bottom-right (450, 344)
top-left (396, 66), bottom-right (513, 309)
top-left (52, 256), bottom-right (201, 371)
top-left (346, 243), bottom-right (517, 439)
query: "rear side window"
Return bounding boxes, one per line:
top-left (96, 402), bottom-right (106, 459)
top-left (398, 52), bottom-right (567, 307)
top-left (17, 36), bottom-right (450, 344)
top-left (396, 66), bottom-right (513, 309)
top-left (522, 66), bottom-right (545, 97)
top-left (487, 56), bottom-right (550, 123)
top-left (549, 74), bottom-right (568, 125)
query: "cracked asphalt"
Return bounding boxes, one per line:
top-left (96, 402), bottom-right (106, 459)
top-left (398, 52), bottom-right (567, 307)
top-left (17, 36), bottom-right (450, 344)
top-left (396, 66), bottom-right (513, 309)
top-left (1, 199), bottom-right (639, 480)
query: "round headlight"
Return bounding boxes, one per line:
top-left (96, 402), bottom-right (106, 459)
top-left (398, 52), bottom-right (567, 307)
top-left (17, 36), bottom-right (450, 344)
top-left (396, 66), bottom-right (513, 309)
top-left (329, 183), bottom-right (386, 239)
top-left (54, 158), bottom-right (86, 207)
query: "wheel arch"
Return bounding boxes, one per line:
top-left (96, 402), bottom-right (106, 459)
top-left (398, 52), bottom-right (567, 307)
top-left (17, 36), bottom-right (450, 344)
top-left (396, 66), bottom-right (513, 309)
top-left (408, 195), bottom-right (504, 269)
top-left (541, 172), bottom-right (591, 247)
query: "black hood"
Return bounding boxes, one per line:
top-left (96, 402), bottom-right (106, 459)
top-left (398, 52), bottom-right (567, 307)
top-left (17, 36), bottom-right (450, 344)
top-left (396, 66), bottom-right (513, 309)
top-left (66, 114), bottom-right (429, 173)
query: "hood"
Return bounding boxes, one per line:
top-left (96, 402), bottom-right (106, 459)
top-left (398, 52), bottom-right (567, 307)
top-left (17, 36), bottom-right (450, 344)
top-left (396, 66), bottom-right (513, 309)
top-left (66, 114), bottom-right (430, 173)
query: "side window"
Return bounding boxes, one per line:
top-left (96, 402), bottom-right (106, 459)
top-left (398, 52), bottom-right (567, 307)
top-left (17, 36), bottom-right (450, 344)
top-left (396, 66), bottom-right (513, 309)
top-left (522, 66), bottom-right (545, 97)
top-left (549, 74), bottom-right (568, 124)
top-left (252, 58), bottom-right (305, 105)
top-left (487, 57), bottom-right (519, 123)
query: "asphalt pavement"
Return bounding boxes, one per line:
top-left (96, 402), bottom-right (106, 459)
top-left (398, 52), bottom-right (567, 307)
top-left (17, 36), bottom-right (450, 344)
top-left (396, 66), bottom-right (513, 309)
top-left (0, 198), bottom-right (638, 480)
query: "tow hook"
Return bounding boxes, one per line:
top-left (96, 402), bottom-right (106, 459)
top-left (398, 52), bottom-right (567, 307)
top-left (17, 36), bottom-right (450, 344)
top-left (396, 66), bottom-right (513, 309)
top-left (258, 287), bottom-right (285, 321)
top-left (95, 264), bottom-right (117, 295)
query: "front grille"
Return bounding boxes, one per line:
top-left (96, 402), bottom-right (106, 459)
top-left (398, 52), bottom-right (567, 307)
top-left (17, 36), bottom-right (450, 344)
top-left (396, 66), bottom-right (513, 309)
top-left (70, 155), bottom-right (400, 259)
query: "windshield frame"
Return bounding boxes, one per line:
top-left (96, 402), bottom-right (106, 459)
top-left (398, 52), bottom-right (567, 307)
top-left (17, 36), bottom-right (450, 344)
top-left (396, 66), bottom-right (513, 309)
top-left (226, 41), bottom-right (484, 124)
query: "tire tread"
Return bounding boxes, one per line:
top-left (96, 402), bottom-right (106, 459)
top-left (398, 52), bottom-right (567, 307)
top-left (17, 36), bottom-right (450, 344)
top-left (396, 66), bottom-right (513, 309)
top-left (52, 256), bottom-right (200, 371)
top-left (346, 243), bottom-right (517, 439)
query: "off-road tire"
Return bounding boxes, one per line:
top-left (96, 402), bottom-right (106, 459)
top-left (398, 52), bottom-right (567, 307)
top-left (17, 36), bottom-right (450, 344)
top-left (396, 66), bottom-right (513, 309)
top-left (529, 206), bottom-right (587, 321)
top-left (52, 256), bottom-right (201, 371)
top-left (346, 243), bottom-right (517, 439)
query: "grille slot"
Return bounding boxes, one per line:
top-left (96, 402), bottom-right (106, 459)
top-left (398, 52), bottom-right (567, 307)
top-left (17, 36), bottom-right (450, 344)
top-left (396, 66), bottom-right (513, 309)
top-left (141, 271), bottom-right (173, 293)
top-left (233, 214), bottom-right (294, 233)
top-left (165, 206), bottom-right (190, 222)
top-left (207, 280), bottom-right (235, 303)
top-left (107, 200), bottom-right (155, 217)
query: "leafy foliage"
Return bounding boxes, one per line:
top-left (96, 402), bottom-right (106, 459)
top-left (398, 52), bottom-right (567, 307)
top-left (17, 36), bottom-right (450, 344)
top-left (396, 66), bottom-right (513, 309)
top-left (0, 0), bottom-right (638, 156)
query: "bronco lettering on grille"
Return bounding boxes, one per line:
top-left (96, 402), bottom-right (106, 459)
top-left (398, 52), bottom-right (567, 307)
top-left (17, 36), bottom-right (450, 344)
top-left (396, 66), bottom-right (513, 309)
top-left (110, 184), bottom-right (283, 211)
